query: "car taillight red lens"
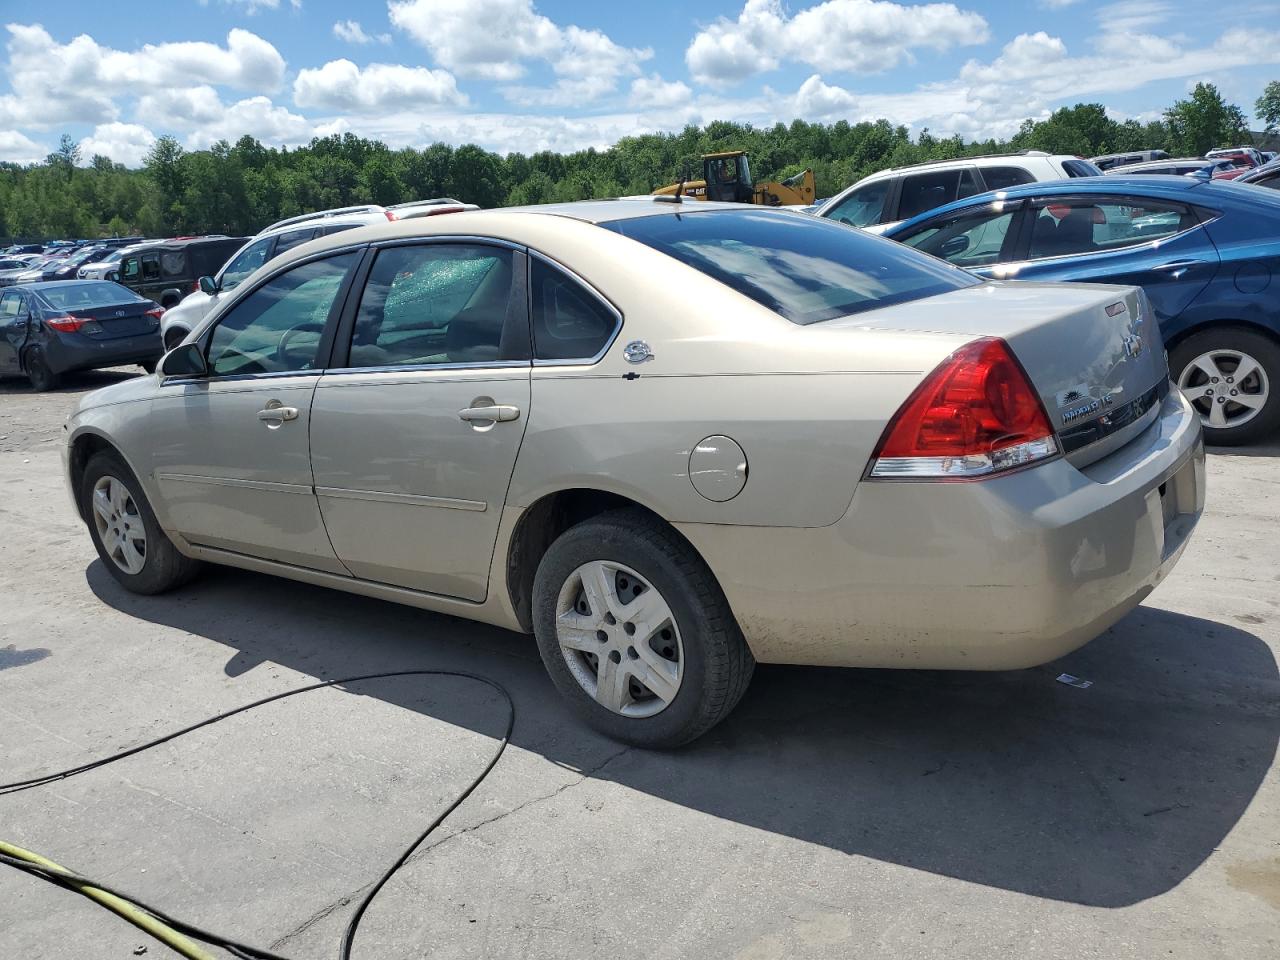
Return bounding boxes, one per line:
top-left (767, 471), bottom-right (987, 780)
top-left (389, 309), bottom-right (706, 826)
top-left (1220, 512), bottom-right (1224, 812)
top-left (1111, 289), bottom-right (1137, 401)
top-left (869, 337), bottom-right (1058, 480)
top-left (384, 210), bottom-right (398, 221)
top-left (45, 315), bottom-right (85, 333)
top-left (146, 307), bottom-right (165, 319)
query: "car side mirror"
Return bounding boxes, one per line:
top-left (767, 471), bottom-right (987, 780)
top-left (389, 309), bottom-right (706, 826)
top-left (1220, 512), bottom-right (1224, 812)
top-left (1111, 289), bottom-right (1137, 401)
top-left (198, 275), bottom-right (218, 295)
top-left (159, 342), bottom-right (207, 378)
top-left (940, 235), bottom-right (971, 258)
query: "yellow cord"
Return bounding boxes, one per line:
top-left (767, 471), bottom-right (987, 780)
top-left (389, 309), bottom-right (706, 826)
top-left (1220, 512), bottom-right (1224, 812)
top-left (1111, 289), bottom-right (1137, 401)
top-left (0, 839), bottom-right (217, 960)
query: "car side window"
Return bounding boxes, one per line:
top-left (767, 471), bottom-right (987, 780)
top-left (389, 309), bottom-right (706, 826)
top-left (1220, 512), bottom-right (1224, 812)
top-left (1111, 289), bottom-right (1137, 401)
top-left (273, 228), bottom-right (318, 256)
top-left (899, 206), bottom-right (1017, 268)
top-left (160, 250), bottom-right (185, 278)
top-left (120, 256), bottom-right (140, 282)
top-left (1027, 199), bottom-right (1197, 260)
top-left (982, 166), bottom-right (1036, 191)
top-left (141, 252), bottom-right (161, 282)
top-left (897, 168), bottom-right (982, 221)
top-left (826, 180), bottom-right (890, 227)
top-left (220, 237), bottom-right (273, 291)
top-left (206, 252), bottom-right (357, 377)
top-left (530, 259), bottom-right (618, 361)
top-left (347, 244), bottom-right (520, 368)
top-left (0, 291), bottom-right (19, 321)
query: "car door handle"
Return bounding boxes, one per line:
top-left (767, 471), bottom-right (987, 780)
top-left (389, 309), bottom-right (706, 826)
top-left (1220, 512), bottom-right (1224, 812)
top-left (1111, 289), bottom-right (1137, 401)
top-left (257, 404), bottom-right (299, 423)
top-left (1151, 259), bottom-right (1205, 277)
top-left (458, 404), bottom-right (520, 423)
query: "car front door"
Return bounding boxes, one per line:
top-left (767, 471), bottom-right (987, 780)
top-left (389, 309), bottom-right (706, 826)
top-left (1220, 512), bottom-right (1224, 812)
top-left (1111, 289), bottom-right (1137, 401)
top-left (0, 290), bottom-right (29, 374)
top-left (147, 249), bottom-right (362, 572)
top-left (992, 195), bottom-right (1219, 325)
top-left (308, 240), bottom-right (531, 601)
top-left (894, 201), bottom-right (1024, 271)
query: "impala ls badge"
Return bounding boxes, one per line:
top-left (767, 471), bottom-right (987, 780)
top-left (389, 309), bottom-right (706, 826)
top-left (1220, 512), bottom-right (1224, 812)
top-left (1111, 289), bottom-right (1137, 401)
top-left (623, 340), bottom-right (654, 363)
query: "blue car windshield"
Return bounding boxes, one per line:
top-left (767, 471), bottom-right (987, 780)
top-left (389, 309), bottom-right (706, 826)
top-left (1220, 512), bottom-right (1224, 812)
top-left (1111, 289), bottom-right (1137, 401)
top-left (600, 209), bottom-right (980, 325)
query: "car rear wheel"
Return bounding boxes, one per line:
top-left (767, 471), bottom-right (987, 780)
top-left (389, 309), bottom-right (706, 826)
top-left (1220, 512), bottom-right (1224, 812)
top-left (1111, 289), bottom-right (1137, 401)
top-left (163, 327), bottom-right (186, 350)
top-left (532, 509), bottom-right (754, 748)
top-left (1171, 328), bottom-right (1280, 445)
top-left (81, 452), bottom-right (201, 594)
top-left (25, 347), bottom-right (59, 391)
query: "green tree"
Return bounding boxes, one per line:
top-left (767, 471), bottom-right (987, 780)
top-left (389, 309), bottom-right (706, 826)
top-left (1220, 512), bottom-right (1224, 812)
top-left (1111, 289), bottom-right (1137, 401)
top-left (1256, 81), bottom-right (1280, 134)
top-left (1164, 83), bottom-right (1249, 156)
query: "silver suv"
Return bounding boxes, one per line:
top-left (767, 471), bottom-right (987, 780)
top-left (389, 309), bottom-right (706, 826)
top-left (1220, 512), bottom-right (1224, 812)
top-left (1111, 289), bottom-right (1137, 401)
top-left (819, 152), bottom-right (1102, 233)
top-left (159, 200), bottom-right (476, 348)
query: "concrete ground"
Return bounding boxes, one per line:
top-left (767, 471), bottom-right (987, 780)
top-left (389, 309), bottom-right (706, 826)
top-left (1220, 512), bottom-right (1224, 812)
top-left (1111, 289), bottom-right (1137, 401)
top-left (1, 369), bottom-right (1277, 960)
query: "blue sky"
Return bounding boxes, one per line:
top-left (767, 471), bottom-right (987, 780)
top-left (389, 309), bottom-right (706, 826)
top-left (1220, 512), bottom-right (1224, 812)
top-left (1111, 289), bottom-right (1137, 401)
top-left (1, 0), bottom-right (1277, 166)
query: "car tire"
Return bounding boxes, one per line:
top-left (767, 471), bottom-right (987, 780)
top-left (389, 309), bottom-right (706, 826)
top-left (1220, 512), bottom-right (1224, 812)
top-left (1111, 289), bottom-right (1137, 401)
top-left (532, 508), bottom-right (754, 748)
top-left (163, 327), bottom-right (186, 351)
top-left (80, 451), bottom-right (201, 595)
top-left (25, 347), bottom-right (59, 391)
top-left (1171, 327), bottom-right (1280, 445)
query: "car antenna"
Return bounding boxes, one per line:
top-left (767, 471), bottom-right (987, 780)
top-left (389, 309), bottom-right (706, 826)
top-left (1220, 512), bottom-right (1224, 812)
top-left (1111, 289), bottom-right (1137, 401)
top-left (654, 162), bottom-right (690, 204)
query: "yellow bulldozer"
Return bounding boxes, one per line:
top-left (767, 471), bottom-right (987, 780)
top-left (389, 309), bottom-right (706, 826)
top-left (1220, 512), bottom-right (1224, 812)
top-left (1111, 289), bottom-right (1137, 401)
top-left (653, 151), bottom-right (815, 206)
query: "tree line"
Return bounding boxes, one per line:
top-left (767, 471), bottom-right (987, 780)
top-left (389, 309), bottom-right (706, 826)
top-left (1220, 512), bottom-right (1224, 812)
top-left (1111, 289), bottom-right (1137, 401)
top-left (0, 81), bottom-right (1275, 243)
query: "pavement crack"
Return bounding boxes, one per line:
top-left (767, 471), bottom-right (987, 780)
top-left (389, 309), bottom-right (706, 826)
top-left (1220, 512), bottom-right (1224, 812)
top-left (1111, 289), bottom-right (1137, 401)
top-left (270, 882), bottom-right (372, 951)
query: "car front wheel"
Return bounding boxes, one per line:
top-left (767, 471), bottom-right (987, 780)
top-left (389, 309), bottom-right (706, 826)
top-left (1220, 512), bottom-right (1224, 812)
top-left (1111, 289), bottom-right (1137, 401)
top-left (1172, 328), bottom-right (1280, 445)
top-left (81, 452), bottom-right (201, 594)
top-left (532, 509), bottom-right (754, 748)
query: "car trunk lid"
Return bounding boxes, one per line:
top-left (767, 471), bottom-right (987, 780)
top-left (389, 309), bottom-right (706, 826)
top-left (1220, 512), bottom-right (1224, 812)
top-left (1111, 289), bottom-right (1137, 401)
top-left (56, 299), bottom-right (159, 340)
top-left (822, 280), bottom-right (1168, 468)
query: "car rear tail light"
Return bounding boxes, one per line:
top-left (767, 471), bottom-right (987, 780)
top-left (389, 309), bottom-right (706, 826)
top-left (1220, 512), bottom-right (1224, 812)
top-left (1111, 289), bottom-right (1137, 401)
top-left (45, 315), bottom-right (85, 333)
top-left (146, 307), bottom-right (165, 320)
top-left (868, 337), bottom-right (1058, 480)
top-left (384, 210), bottom-right (398, 221)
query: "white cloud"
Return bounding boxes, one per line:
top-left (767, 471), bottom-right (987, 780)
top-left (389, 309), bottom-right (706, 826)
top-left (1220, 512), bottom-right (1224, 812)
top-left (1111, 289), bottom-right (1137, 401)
top-left (0, 129), bottom-right (45, 164)
top-left (136, 86), bottom-right (227, 127)
top-left (388, 0), bottom-right (651, 100)
top-left (1096, 0), bottom-right (1171, 34)
top-left (0, 24), bottom-right (287, 130)
top-left (629, 74), bottom-right (693, 109)
top-left (79, 123), bottom-right (156, 167)
top-left (184, 96), bottom-right (313, 149)
top-left (216, 0), bottom-right (300, 11)
top-left (294, 60), bottom-right (467, 111)
top-left (686, 0), bottom-right (989, 85)
top-left (333, 20), bottom-right (391, 45)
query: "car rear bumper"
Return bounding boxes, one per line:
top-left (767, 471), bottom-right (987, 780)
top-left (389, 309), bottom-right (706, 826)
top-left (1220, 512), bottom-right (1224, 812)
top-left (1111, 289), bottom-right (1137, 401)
top-left (44, 331), bottom-right (164, 374)
top-left (676, 385), bottom-right (1205, 670)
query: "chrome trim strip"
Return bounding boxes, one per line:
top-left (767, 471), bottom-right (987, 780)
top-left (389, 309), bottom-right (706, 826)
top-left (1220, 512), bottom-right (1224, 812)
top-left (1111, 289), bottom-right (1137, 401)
top-left (155, 473), bottom-right (314, 495)
top-left (527, 249), bottom-right (623, 367)
top-left (315, 486), bottom-right (487, 511)
top-left (371, 235), bottom-right (524, 252)
top-left (321, 360), bottom-right (530, 377)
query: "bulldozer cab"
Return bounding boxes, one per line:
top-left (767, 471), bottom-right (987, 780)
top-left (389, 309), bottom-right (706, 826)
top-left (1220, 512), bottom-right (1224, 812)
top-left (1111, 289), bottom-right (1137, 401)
top-left (703, 152), bottom-right (754, 203)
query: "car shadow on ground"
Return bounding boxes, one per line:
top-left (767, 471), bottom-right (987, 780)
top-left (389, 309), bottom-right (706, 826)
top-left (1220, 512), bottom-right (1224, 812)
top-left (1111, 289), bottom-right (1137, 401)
top-left (0, 367), bottom-right (139, 395)
top-left (86, 560), bottom-right (1278, 910)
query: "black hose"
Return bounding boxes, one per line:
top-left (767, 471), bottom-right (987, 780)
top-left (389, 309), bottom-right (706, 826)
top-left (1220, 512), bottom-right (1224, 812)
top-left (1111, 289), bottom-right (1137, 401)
top-left (0, 669), bottom-right (516, 959)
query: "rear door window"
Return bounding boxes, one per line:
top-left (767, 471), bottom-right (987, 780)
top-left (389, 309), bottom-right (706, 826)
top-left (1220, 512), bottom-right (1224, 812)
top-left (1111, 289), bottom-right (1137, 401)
top-left (274, 228), bottom-right (319, 255)
top-left (981, 166), bottom-right (1036, 191)
top-left (824, 180), bottom-right (890, 227)
top-left (1026, 198), bottom-right (1197, 260)
top-left (898, 204), bottom-right (1020, 268)
top-left (346, 244), bottom-right (522, 368)
top-left (141, 252), bottom-right (161, 282)
top-left (602, 208), bottom-right (980, 325)
top-left (897, 167), bottom-right (982, 221)
top-left (530, 259), bottom-right (619, 361)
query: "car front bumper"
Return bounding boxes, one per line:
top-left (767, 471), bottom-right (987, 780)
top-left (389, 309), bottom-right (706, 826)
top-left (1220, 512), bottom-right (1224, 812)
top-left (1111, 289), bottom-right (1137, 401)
top-left (676, 386), bottom-right (1205, 670)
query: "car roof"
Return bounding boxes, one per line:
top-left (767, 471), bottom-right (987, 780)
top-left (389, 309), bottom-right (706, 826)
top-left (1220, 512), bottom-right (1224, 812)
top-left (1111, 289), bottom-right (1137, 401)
top-left (497, 197), bottom-right (755, 223)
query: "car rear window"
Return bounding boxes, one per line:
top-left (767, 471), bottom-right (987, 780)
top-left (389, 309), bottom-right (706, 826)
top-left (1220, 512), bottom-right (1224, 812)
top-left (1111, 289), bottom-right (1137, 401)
top-left (39, 282), bottom-right (146, 309)
top-left (600, 209), bottom-right (980, 325)
top-left (1062, 159), bottom-right (1103, 178)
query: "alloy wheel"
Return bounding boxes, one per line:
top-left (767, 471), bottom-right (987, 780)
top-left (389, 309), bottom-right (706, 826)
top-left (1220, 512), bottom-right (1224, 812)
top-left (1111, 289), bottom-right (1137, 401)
top-left (91, 475), bottom-right (147, 575)
top-left (1177, 349), bottom-right (1269, 430)
top-left (555, 560), bottom-right (684, 718)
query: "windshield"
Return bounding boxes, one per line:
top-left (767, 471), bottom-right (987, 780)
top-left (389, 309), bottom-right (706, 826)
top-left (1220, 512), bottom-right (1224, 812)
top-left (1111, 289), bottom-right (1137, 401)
top-left (39, 281), bottom-right (146, 309)
top-left (600, 209), bottom-right (980, 325)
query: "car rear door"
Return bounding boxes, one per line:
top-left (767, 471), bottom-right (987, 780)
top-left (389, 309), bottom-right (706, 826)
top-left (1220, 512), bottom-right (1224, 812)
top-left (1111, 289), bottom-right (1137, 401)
top-left (308, 240), bottom-right (531, 601)
top-left (992, 194), bottom-right (1219, 325)
top-left (148, 249), bottom-right (362, 572)
top-left (0, 290), bottom-right (28, 373)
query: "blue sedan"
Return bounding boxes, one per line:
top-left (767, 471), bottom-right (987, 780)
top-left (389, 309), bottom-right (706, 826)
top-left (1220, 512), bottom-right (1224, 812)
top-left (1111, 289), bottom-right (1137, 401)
top-left (883, 176), bottom-right (1280, 444)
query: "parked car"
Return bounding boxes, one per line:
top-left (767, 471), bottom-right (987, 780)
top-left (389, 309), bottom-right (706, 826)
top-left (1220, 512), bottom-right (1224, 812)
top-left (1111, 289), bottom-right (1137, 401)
top-left (18, 245), bottom-right (111, 283)
top-left (817, 152), bottom-right (1102, 233)
top-left (1205, 146), bottom-right (1264, 168)
top-left (0, 280), bottom-right (164, 390)
top-left (78, 245), bottom-right (142, 280)
top-left (63, 200), bottom-right (1203, 746)
top-left (105, 236), bottom-right (247, 309)
top-left (881, 175), bottom-right (1280, 444)
top-left (1104, 157), bottom-right (1236, 178)
top-left (1089, 150), bottom-right (1170, 171)
top-left (4, 244), bottom-right (44, 255)
top-left (0, 257), bottom-right (36, 287)
top-left (159, 201), bottom-right (471, 348)
top-left (1233, 158), bottom-right (1280, 189)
